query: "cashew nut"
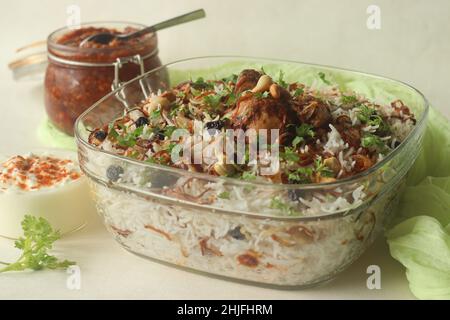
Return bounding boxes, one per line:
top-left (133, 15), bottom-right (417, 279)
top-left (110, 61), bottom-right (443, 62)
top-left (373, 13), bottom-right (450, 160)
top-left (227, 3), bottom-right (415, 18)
top-left (317, 176), bottom-right (337, 183)
top-left (323, 157), bottom-right (341, 174)
top-left (213, 163), bottom-right (235, 176)
top-left (269, 83), bottom-right (281, 99)
top-left (251, 75), bottom-right (273, 93)
top-left (143, 96), bottom-right (170, 114)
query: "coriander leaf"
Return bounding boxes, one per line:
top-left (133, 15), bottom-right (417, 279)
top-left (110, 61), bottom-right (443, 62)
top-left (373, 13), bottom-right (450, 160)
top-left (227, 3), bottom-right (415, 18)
top-left (191, 77), bottom-right (214, 90)
top-left (292, 136), bottom-right (304, 148)
top-left (225, 92), bottom-right (238, 106)
top-left (241, 171), bottom-right (256, 181)
top-left (254, 91), bottom-right (270, 99)
top-left (218, 191), bottom-right (230, 199)
top-left (222, 74), bottom-right (238, 84)
top-left (163, 126), bottom-right (177, 138)
top-left (357, 104), bottom-right (376, 123)
top-left (295, 124), bottom-right (315, 139)
top-left (281, 147), bottom-right (300, 162)
top-left (203, 94), bottom-right (222, 109)
top-left (318, 72), bottom-right (331, 85)
top-left (293, 87), bottom-right (304, 97)
top-left (288, 167), bottom-right (313, 183)
top-left (0, 215), bottom-right (75, 273)
top-left (361, 133), bottom-right (386, 151)
top-left (314, 156), bottom-right (335, 177)
top-left (117, 126), bottom-right (144, 147)
top-left (150, 108), bottom-right (162, 120)
top-left (270, 197), bottom-right (299, 216)
top-left (341, 95), bottom-right (358, 104)
top-left (277, 70), bottom-right (288, 89)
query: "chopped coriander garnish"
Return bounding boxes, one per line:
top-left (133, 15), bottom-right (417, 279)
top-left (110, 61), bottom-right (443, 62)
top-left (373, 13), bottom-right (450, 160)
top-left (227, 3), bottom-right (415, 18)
top-left (287, 167), bottom-right (313, 183)
top-left (296, 124), bottom-right (315, 139)
top-left (225, 92), bottom-right (238, 106)
top-left (357, 105), bottom-right (390, 133)
top-left (176, 91), bottom-right (186, 99)
top-left (221, 74), bottom-right (238, 83)
top-left (277, 70), bottom-right (288, 89)
top-left (270, 197), bottom-right (298, 215)
top-left (293, 87), bottom-right (304, 97)
top-left (163, 126), bottom-right (177, 138)
top-left (290, 124), bottom-right (315, 148)
top-left (314, 156), bottom-right (335, 177)
top-left (361, 133), bottom-right (387, 152)
top-left (203, 94), bottom-right (222, 109)
top-left (341, 95), bottom-right (358, 104)
top-left (357, 104), bottom-right (376, 123)
top-left (292, 136), bottom-right (303, 148)
top-left (241, 171), bottom-right (256, 181)
top-left (150, 108), bottom-right (161, 120)
top-left (192, 77), bottom-right (214, 90)
top-left (254, 91), bottom-right (270, 99)
top-left (117, 126), bottom-right (144, 147)
top-left (108, 127), bottom-right (119, 139)
top-left (165, 143), bottom-right (177, 153)
top-left (218, 191), bottom-right (230, 199)
top-left (318, 72), bottom-right (331, 85)
top-left (281, 147), bottom-right (300, 162)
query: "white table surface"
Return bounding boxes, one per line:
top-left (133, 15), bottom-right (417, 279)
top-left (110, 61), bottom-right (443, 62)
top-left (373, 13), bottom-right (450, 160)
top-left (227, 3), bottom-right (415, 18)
top-left (1, 0), bottom-right (449, 300)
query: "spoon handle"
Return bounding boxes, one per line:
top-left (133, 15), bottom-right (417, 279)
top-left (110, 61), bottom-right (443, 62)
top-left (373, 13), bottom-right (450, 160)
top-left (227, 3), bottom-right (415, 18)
top-left (129, 9), bottom-right (206, 39)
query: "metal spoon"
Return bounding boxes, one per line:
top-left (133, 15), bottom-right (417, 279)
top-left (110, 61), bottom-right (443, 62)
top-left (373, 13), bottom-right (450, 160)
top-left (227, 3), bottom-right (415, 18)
top-left (79, 9), bottom-right (206, 47)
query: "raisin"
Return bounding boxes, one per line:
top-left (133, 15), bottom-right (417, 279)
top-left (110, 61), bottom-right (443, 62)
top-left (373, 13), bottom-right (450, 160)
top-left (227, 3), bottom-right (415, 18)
top-left (227, 226), bottom-right (246, 240)
top-left (205, 120), bottom-right (224, 130)
top-left (135, 117), bottom-right (149, 127)
top-left (106, 165), bottom-right (124, 182)
top-left (94, 130), bottom-right (107, 141)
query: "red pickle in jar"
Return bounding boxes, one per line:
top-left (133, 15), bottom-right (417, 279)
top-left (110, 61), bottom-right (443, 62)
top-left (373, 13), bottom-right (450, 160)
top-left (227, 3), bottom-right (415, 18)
top-left (45, 23), bottom-right (168, 136)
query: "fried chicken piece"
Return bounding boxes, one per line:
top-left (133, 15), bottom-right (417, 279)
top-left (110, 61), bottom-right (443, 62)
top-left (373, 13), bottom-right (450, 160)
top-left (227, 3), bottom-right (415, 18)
top-left (234, 69), bottom-right (262, 94)
top-left (231, 95), bottom-right (288, 133)
top-left (291, 95), bottom-right (332, 128)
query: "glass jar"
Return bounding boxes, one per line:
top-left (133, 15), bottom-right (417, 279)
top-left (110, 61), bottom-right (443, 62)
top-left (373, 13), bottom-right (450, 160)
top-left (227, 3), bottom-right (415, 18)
top-left (45, 22), bottom-right (167, 136)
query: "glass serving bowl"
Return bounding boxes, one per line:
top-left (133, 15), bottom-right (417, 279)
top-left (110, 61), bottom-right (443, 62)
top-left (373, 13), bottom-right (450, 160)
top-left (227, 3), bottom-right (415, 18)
top-left (75, 56), bottom-right (429, 288)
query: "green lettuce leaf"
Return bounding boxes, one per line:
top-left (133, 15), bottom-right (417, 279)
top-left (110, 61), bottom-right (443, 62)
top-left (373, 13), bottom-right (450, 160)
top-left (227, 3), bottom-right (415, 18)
top-left (407, 107), bottom-right (450, 185)
top-left (386, 215), bottom-right (450, 300)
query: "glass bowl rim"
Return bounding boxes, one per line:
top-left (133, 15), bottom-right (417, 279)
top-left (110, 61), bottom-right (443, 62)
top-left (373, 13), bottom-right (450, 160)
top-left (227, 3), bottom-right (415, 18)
top-left (74, 55), bottom-right (430, 192)
top-left (47, 21), bottom-right (157, 55)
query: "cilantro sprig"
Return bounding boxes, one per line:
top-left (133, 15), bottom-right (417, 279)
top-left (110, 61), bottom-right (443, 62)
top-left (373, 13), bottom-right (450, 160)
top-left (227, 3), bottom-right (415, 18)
top-left (361, 133), bottom-right (389, 153)
top-left (203, 94), bottom-right (223, 109)
top-left (357, 104), bottom-right (390, 133)
top-left (318, 72), bottom-right (331, 85)
top-left (341, 95), bottom-right (358, 104)
top-left (280, 147), bottom-right (300, 162)
top-left (0, 215), bottom-right (75, 273)
top-left (116, 126), bottom-right (144, 148)
top-left (293, 87), bottom-right (304, 97)
top-left (191, 77), bottom-right (214, 90)
top-left (287, 167), bottom-right (313, 183)
top-left (270, 197), bottom-right (299, 216)
top-left (314, 156), bottom-right (335, 178)
top-left (291, 124), bottom-right (315, 148)
top-left (277, 70), bottom-right (288, 89)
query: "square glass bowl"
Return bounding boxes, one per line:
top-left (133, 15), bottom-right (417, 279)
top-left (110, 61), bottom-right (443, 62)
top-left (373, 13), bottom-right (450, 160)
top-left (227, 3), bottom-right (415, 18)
top-left (75, 57), bottom-right (428, 288)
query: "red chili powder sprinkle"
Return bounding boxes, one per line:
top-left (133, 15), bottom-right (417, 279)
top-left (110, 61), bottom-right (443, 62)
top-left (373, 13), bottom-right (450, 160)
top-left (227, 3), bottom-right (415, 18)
top-left (0, 155), bottom-right (82, 191)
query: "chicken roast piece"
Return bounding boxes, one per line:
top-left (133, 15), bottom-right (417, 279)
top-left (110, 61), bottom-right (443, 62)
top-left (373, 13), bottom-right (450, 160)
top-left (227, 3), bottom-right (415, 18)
top-left (234, 69), bottom-right (263, 94)
top-left (230, 70), bottom-right (301, 141)
top-left (291, 95), bottom-right (332, 129)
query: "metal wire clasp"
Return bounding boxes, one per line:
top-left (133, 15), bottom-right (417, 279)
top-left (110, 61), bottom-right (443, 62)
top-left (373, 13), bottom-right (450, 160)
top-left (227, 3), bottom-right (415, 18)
top-left (112, 54), bottom-right (146, 91)
top-left (112, 54), bottom-right (150, 110)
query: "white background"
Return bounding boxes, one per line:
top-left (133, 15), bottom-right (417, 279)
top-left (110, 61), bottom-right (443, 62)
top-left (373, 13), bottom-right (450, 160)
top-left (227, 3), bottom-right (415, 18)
top-left (0, 0), bottom-right (449, 299)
